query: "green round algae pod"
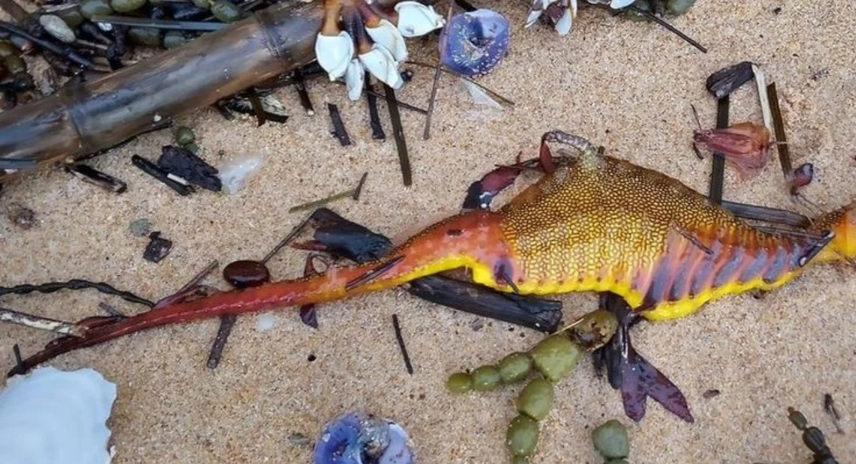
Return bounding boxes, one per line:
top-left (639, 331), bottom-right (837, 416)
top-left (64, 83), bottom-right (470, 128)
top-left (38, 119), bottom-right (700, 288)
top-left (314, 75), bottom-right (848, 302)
top-left (506, 414), bottom-right (540, 457)
top-left (110, 0), bottom-right (147, 14)
top-left (592, 419), bottom-right (630, 459)
top-left (528, 333), bottom-right (582, 383)
top-left (516, 377), bottom-right (555, 421)
top-left (498, 352), bottom-right (532, 384)
top-left (174, 126), bottom-right (196, 146)
top-left (445, 372), bottom-right (473, 394)
top-left (80, 0), bottom-right (114, 20)
top-left (210, 0), bottom-right (243, 23)
top-left (511, 456), bottom-right (530, 464)
top-left (471, 365), bottom-right (502, 391)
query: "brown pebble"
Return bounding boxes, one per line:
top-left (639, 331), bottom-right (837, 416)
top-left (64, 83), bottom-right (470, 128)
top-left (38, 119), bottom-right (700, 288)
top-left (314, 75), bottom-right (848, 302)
top-left (223, 260), bottom-right (271, 288)
top-left (8, 204), bottom-right (36, 230)
top-left (703, 389), bottom-right (721, 399)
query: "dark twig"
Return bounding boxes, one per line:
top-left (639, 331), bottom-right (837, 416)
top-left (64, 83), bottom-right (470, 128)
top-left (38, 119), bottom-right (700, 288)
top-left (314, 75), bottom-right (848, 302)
top-left (288, 173), bottom-right (368, 213)
top-left (392, 314), bottom-right (413, 375)
top-left (384, 84), bottom-right (412, 186)
top-left (824, 393), bottom-right (844, 434)
top-left (327, 103), bottom-right (351, 146)
top-left (405, 60), bottom-right (514, 107)
top-left (247, 87), bottom-right (267, 127)
top-left (89, 15), bottom-right (227, 31)
top-left (0, 20), bottom-right (93, 69)
top-left (177, 260), bottom-right (219, 295)
top-left (261, 214), bottom-right (315, 264)
top-left (65, 163), bottom-right (128, 194)
top-left (423, 4), bottom-right (453, 140)
top-left (625, 5), bottom-right (707, 53)
top-left (293, 68), bottom-right (315, 115)
top-left (206, 315), bottom-right (237, 369)
top-left (767, 82), bottom-right (793, 182)
top-left (366, 76), bottom-right (386, 140)
top-left (708, 96), bottom-right (729, 203)
top-left (0, 280), bottom-right (154, 307)
top-left (12, 343), bottom-right (23, 374)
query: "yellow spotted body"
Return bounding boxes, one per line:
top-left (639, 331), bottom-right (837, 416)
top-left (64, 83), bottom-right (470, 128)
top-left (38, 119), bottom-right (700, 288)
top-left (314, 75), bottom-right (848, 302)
top-left (455, 154), bottom-right (849, 321)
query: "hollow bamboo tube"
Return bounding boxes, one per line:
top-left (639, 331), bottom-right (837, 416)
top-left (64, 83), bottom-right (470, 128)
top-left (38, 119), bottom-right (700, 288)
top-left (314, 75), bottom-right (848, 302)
top-left (0, 0), bottom-right (324, 183)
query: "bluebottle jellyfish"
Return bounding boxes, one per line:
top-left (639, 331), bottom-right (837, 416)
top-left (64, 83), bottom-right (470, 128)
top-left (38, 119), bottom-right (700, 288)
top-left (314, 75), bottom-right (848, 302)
top-left (313, 411), bottom-right (415, 464)
top-left (439, 9), bottom-right (511, 77)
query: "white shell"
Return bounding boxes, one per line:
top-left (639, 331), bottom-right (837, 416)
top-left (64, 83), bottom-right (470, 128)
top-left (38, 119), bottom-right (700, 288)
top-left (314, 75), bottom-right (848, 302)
top-left (39, 14), bottom-right (76, 43)
top-left (365, 19), bottom-right (408, 63)
top-left (0, 366), bottom-right (118, 464)
top-left (610, 0), bottom-right (635, 9)
top-left (345, 58), bottom-right (366, 101)
top-left (359, 45), bottom-right (404, 89)
top-left (315, 32), bottom-right (355, 80)
top-left (554, 7), bottom-right (573, 36)
top-left (394, 1), bottom-right (445, 38)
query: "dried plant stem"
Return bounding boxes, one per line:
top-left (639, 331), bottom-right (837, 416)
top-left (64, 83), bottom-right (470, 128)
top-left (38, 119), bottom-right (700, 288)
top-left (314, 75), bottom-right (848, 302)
top-left (0, 307), bottom-right (83, 336)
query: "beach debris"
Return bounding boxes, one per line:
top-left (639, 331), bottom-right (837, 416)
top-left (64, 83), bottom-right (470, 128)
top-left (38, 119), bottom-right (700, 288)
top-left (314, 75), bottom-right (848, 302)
top-left (313, 411), bottom-right (415, 464)
top-left (327, 102), bottom-right (352, 146)
top-left (223, 260), bottom-right (272, 289)
top-left (128, 218), bottom-right (153, 237)
top-left (706, 61), bottom-right (755, 100)
top-left (217, 153), bottom-right (266, 194)
top-left (791, 163), bottom-right (814, 195)
top-left (525, 0), bottom-right (579, 36)
top-left (132, 154), bottom-right (192, 196)
top-left (256, 313), bottom-right (275, 331)
top-left (787, 407), bottom-right (840, 463)
top-left (823, 394), bottom-right (843, 434)
top-left (693, 121), bottom-right (775, 181)
top-left (592, 419), bottom-right (630, 460)
top-left (383, 84), bottom-right (411, 186)
top-left (65, 163), bottom-right (128, 194)
top-left (366, 78), bottom-right (386, 139)
top-left (173, 126), bottom-right (196, 147)
top-left (439, 9), bottom-right (510, 78)
top-left (207, 314), bottom-right (237, 368)
top-left (314, 0), bottom-right (444, 99)
top-left (298, 254), bottom-right (327, 329)
top-left (0, 306), bottom-right (85, 336)
top-left (157, 145), bottom-right (222, 192)
top-left (447, 311), bottom-right (617, 463)
top-left (143, 231), bottom-right (172, 263)
top-left (0, 278), bottom-right (154, 307)
top-left (392, 313), bottom-right (414, 375)
top-left (6, 203), bottom-right (36, 229)
top-left (289, 172), bottom-right (368, 213)
top-left (702, 389), bottom-right (721, 399)
top-left (0, 366), bottom-right (117, 464)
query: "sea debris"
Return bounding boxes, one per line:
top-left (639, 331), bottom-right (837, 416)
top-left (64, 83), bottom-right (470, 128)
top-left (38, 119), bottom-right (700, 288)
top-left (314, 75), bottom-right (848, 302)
top-left (791, 163), bottom-right (813, 195)
top-left (65, 163), bottom-right (128, 194)
top-left (592, 419), bottom-right (630, 460)
top-left (128, 218), bottom-right (153, 237)
top-left (439, 8), bottom-right (510, 78)
top-left (0, 366), bottom-right (117, 464)
top-left (447, 310), bottom-right (617, 463)
top-left (157, 145), bottom-right (222, 192)
top-left (217, 153), bottom-right (266, 194)
top-left (314, 0), bottom-right (445, 99)
top-left (132, 154), bottom-right (192, 196)
top-left (706, 61), bottom-right (754, 100)
top-left (313, 411), bottom-right (415, 464)
top-left (693, 121), bottom-right (774, 181)
top-left (392, 313), bottom-right (413, 375)
top-left (143, 231), bottom-right (172, 263)
top-left (289, 172), bottom-right (368, 213)
top-left (328, 102), bottom-right (352, 146)
top-left (6, 203), bottom-right (36, 230)
top-left (787, 407), bottom-right (840, 463)
top-left (823, 394), bottom-right (843, 435)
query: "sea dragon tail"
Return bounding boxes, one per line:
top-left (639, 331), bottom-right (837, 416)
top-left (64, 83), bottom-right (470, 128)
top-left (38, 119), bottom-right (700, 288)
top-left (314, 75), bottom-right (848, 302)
top-left (10, 210), bottom-right (509, 377)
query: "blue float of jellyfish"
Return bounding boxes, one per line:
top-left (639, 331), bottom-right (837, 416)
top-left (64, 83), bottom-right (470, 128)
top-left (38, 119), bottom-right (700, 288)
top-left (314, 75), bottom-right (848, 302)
top-left (313, 411), bottom-right (415, 464)
top-left (439, 9), bottom-right (511, 77)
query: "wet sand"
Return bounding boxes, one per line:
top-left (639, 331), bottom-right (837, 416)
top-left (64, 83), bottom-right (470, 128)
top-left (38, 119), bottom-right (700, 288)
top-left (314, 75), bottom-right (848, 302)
top-left (1, 0), bottom-right (855, 462)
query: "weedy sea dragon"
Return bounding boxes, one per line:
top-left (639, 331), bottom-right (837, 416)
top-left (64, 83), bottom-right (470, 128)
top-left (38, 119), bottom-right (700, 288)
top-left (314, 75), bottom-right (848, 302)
top-left (7, 130), bottom-right (856, 422)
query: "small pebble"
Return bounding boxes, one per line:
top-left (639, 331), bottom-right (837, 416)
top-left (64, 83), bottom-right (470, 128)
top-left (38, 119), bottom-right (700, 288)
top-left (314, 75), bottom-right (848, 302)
top-left (222, 260), bottom-right (270, 288)
top-left (174, 126), bottom-right (196, 146)
top-left (256, 313), bottom-right (275, 331)
top-left (38, 15), bottom-right (76, 43)
top-left (128, 27), bottom-right (162, 46)
top-left (592, 419), bottom-right (630, 459)
top-left (0, 40), bottom-right (17, 58)
top-left (163, 30), bottom-right (192, 49)
top-left (111, 0), bottom-right (147, 13)
top-left (702, 389), bottom-right (720, 399)
top-left (192, 0), bottom-right (211, 9)
top-left (8, 204), bottom-right (36, 230)
top-left (287, 432), bottom-right (310, 448)
top-left (80, 0), bottom-right (114, 20)
top-left (210, 0), bottom-right (243, 22)
top-left (56, 7), bottom-right (85, 28)
top-left (128, 218), bottom-right (152, 237)
top-left (143, 231), bottom-right (172, 263)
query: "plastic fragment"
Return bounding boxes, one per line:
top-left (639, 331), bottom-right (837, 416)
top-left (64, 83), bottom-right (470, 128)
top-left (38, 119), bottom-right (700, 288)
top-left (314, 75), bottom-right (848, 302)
top-left (217, 153), bottom-right (266, 194)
